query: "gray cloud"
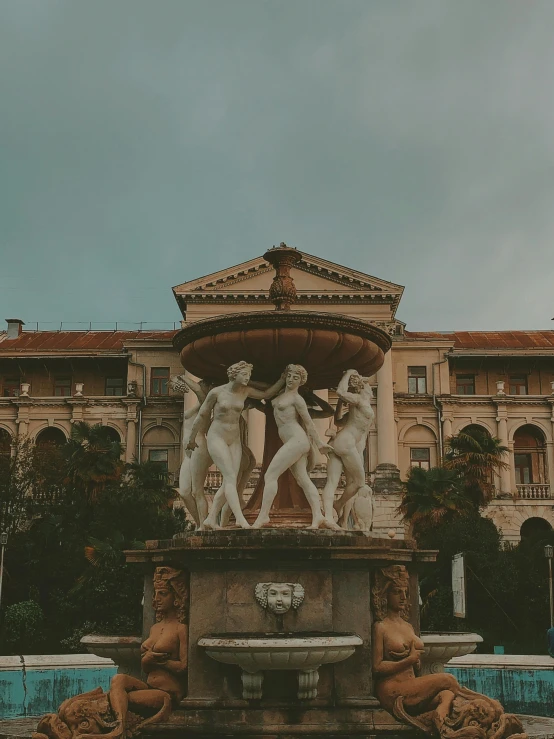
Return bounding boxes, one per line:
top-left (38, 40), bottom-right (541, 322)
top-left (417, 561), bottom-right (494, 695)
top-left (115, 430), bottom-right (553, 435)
top-left (1, 0), bottom-right (553, 330)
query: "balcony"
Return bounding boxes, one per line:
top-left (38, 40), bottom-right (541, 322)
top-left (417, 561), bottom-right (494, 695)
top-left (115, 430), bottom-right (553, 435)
top-left (516, 484), bottom-right (551, 500)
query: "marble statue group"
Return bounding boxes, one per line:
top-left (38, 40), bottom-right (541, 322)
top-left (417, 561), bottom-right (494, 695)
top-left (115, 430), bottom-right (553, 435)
top-left (174, 361), bottom-right (376, 532)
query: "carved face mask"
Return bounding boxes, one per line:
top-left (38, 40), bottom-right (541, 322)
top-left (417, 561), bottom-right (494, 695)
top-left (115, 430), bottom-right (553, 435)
top-left (266, 584), bottom-right (293, 614)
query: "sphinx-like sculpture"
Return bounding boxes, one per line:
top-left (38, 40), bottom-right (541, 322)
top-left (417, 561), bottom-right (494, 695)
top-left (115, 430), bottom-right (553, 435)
top-left (34, 566), bottom-right (188, 739)
top-left (321, 369), bottom-right (374, 529)
top-left (252, 364), bottom-right (339, 530)
top-left (372, 565), bottom-right (526, 739)
top-left (171, 374), bottom-right (213, 527)
top-left (186, 361), bottom-right (285, 529)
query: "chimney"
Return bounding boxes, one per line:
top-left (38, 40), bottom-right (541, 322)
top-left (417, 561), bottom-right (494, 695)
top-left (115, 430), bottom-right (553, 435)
top-left (5, 319), bottom-right (25, 339)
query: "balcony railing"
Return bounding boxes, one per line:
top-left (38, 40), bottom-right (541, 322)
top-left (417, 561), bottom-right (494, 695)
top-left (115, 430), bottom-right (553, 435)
top-left (516, 484), bottom-right (551, 500)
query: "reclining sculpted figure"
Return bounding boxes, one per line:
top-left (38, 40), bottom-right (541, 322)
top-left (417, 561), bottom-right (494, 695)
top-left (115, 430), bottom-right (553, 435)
top-left (372, 565), bottom-right (527, 739)
top-left (33, 567), bottom-right (188, 739)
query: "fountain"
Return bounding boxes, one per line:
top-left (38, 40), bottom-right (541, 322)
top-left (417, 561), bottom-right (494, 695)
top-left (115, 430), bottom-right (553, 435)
top-left (33, 245), bottom-right (527, 739)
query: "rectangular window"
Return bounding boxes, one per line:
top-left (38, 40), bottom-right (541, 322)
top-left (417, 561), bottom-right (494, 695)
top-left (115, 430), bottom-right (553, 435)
top-left (148, 449), bottom-right (168, 473)
top-left (2, 378), bottom-right (20, 397)
top-left (509, 376), bottom-right (528, 395)
top-left (514, 453), bottom-right (532, 484)
top-left (408, 366), bottom-right (427, 394)
top-left (410, 448), bottom-right (430, 470)
top-left (53, 377), bottom-right (71, 397)
top-left (150, 367), bottom-right (170, 396)
top-left (105, 377), bottom-right (125, 396)
top-left (456, 375), bottom-right (476, 395)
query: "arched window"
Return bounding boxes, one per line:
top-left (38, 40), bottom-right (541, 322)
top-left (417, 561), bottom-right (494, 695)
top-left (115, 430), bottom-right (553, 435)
top-left (100, 426), bottom-right (121, 443)
top-left (520, 517), bottom-right (552, 541)
top-left (0, 429), bottom-right (11, 457)
top-left (513, 425), bottom-right (547, 486)
top-left (462, 424), bottom-right (492, 439)
top-left (35, 427), bottom-right (67, 449)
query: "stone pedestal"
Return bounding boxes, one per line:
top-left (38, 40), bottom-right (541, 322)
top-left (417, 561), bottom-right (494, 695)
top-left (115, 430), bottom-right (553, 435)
top-left (126, 530), bottom-right (435, 738)
top-left (373, 462), bottom-right (403, 494)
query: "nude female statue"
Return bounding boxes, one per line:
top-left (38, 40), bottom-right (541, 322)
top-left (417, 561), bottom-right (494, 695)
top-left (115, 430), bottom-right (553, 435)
top-left (33, 567), bottom-right (188, 739)
top-left (372, 565), bottom-right (457, 731)
top-left (372, 565), bottom-right (526, 739)
top-left (321, 369), bottom-right (374, 529)
top-left (185, 361), bottom-right (285, 529)
top-left (252, 364), bottom-right (339, 530)
top-left (171, 374), bottom-right (213, 527)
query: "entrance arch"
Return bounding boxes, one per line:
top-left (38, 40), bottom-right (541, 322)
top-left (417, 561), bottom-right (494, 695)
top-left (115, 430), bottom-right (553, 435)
top-left (520, 516), bottom-right (552, 541)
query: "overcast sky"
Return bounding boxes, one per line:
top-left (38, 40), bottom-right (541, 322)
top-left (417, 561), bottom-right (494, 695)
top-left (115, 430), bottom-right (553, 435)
top-left (1, 1), bottom-right (553, 332)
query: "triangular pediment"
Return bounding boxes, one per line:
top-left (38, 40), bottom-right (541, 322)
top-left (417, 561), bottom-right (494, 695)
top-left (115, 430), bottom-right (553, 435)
top-left (173, 250), bottom-right (404, 324)
top-left (173, 252), bottom-right (404, 296)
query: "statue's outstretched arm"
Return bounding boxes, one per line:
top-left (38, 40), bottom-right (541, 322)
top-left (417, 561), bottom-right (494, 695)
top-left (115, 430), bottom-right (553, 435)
top-left (247, 374), bottom-right (285, 400)
top-left (336, 369), bottom-right (362, 405)
top-left (303, 390), bottom-right (334, 419)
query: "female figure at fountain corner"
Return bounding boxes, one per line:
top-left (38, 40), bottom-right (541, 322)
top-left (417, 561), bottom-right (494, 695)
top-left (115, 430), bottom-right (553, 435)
top-left (171, 374), bottom-right (213, 528)
top-left (321, 369), bottom-right (374, 528)
top-left (253, 364), bottom-right (339, 530)
top-left (372, 565), bottom-right (459, 732)
top-left (186, 361), bottom-right (285, 529)
top-left (33, 567), bottom-right (189, 739)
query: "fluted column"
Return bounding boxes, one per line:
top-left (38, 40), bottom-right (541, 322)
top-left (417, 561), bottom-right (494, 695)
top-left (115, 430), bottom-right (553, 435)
top-left (376, 352), bottom-right (397, 466)
top-left (126, 419), bottom-right (137, 463)
top-left (496, 411), bottom-right (511, 497)
top-left (248, 408), bottom-right (266, 464)
top-left (375, 351), bottom-right (401, 493)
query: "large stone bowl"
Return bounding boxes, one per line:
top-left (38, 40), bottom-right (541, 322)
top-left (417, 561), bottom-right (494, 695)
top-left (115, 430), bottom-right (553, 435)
top-left (420, 632), bottom-right (483, 675)
top-left (173, 311), bottom-right (391, 390)
top-left (198, 631), bottom-right (363, 700)
top-left (198, 631), bottom-right (363, 671)
top-left (80, 635), bottom-right (142, 679)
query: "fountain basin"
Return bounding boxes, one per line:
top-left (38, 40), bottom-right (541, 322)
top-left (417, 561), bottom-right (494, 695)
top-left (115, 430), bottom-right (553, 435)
top-left (198, 632), bottom-right (363, 700)
top-left (420, 632), bottom-right (483, 675)
top-left (173, 311), bottom-right (390, 389)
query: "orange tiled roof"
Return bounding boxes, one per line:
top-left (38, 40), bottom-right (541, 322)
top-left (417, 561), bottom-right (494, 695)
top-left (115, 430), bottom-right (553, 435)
top-left (0, 330), bottom-right (179, 353)
top-left (404, 330), bottom-right (554, 349)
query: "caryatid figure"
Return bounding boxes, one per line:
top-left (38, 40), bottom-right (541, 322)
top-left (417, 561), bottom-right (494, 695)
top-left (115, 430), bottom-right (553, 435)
top-left (321, 369), bottom-right (375, 528)
top-left (171, 374), bottom-right (213, 528)
top-left (253, 364), bottom-right (340, 531)
top-left (185, 361), bottom-right (285, 530)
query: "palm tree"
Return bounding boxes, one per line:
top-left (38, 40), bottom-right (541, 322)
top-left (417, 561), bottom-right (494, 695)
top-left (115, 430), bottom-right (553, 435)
top-left (64, 422), bottom-right (124, 504)
top-left (444, 427), bottom-right (508, 507)
top-left (398, 466), bottom-right (474, 537)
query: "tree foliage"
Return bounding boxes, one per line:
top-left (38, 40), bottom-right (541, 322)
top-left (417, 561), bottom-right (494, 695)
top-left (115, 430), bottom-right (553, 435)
top-left (0, 424), bottom-right (188, 654)
top-left (444, 428), bottom-right (509, 507)
top-left (398, 466), bottom-right (473, 537)
top-left (400, 427), bottom-right (550, 654)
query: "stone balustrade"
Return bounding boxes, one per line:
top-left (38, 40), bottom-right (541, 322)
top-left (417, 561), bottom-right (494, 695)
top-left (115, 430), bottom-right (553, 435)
top-left (516, 484), bottom-right (551, 499)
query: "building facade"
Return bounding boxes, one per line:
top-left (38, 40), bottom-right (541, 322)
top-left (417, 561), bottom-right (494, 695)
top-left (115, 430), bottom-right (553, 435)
top-left (1, 251), bottom-right (553, 541)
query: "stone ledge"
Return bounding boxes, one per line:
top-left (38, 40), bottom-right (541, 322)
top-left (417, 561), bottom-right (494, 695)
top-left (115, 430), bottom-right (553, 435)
top-left (3, 714), bottom-right (553, 739)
